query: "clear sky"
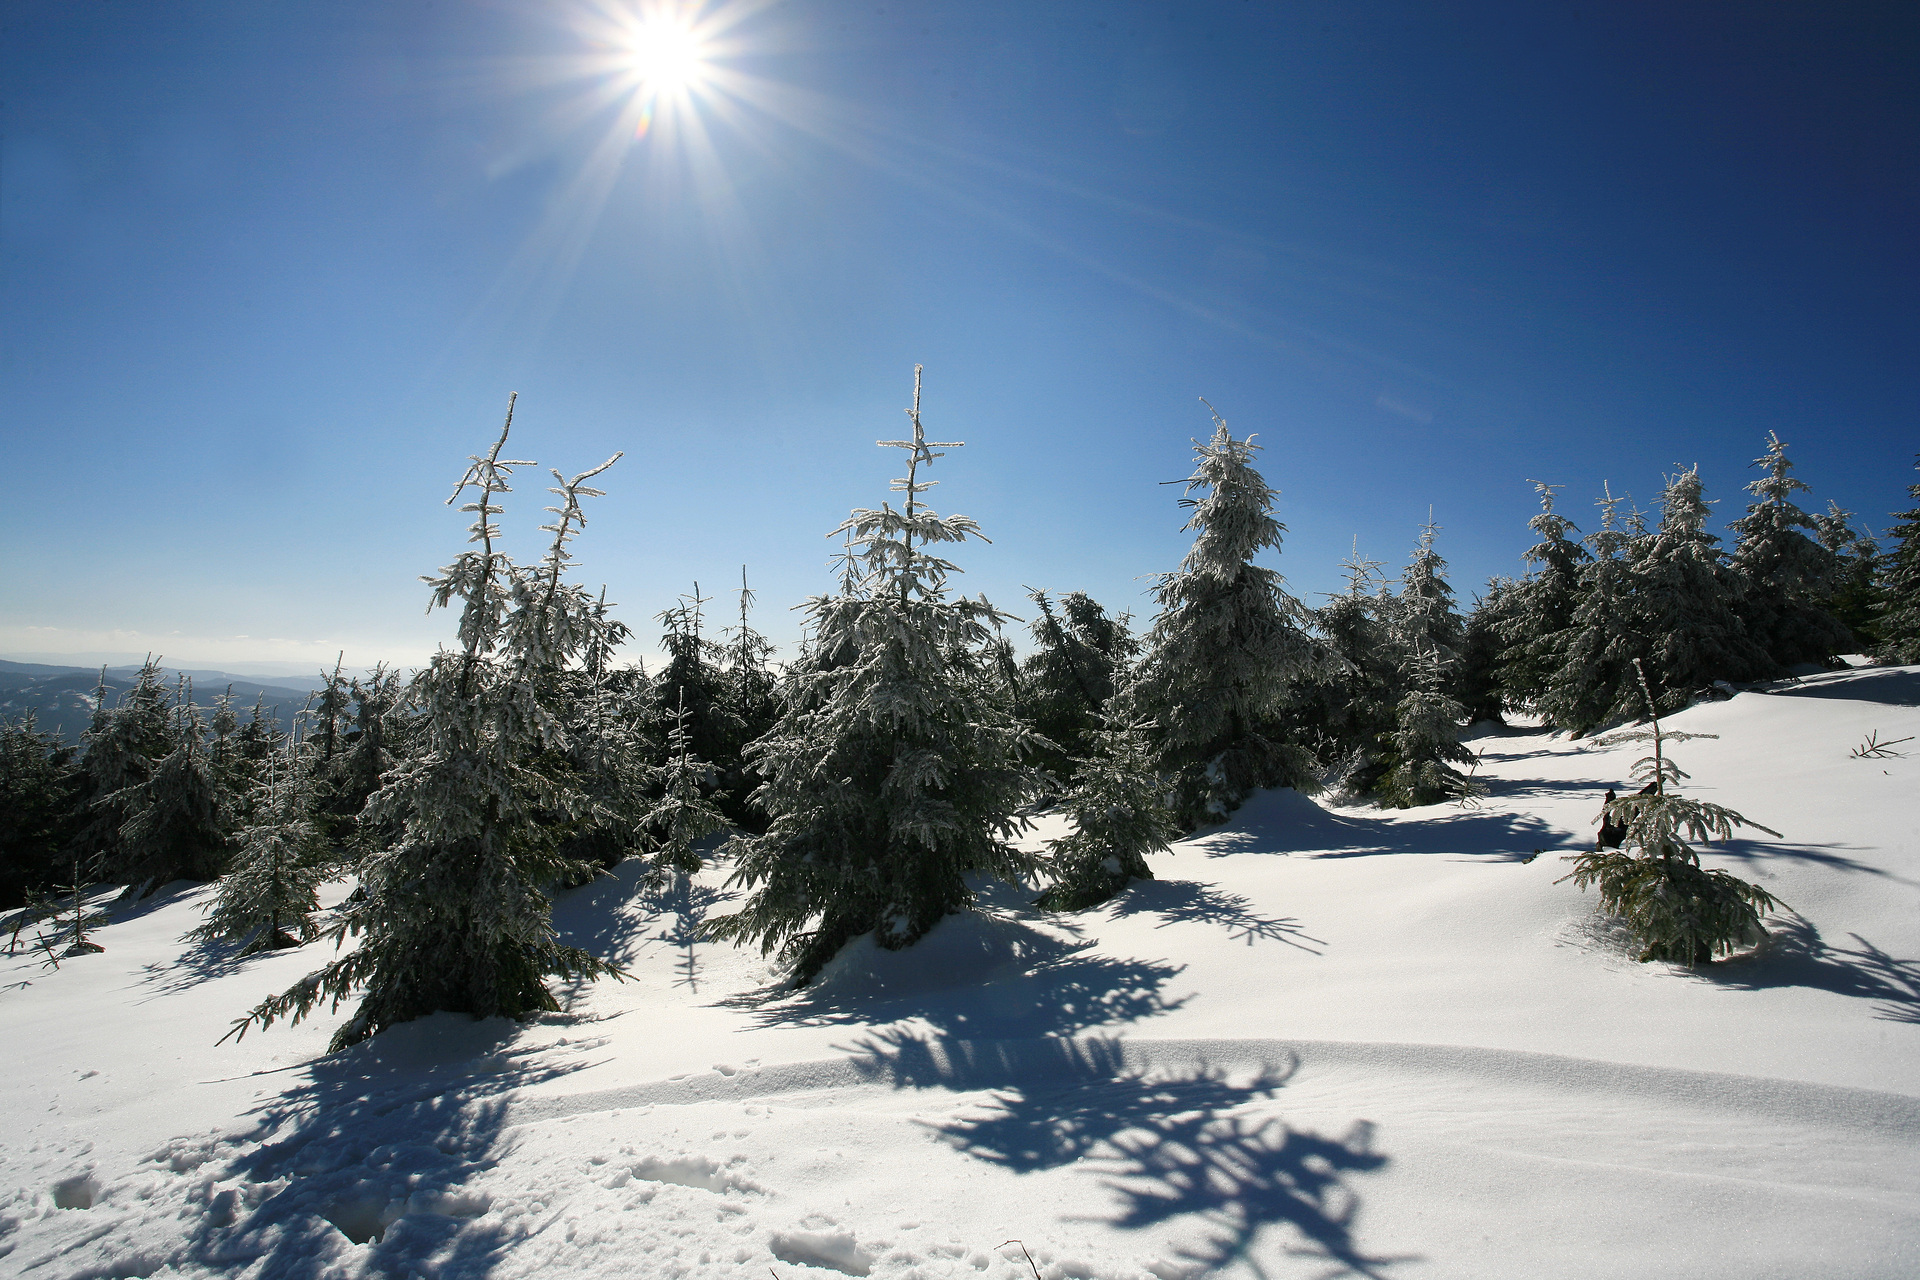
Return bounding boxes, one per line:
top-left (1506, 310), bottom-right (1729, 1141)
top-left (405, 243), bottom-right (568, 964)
top-left (4, 0), bottom-right (1914, 674)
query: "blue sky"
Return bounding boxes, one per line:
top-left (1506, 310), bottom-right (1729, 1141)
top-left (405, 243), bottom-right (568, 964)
top-left (4, 0), bottom-right (1914, 673)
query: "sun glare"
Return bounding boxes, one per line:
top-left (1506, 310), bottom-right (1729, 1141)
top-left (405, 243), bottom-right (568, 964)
top-left (623, 14), bottom-right (709, 95)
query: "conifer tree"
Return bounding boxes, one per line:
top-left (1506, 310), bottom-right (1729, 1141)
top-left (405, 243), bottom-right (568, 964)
top-left (1018, 589), bottom-right (1136, 780)
top-left (1537, 484), bottom-right (1649, 735)
top-left (109, 682), bottom-right (229, 891)
top-left (716, 568), bottom-right (780, 829)
top-left (227, 398), bottom-right (627, 1049)
top-left (1309, 546), bottom-right (1399, 796)
top-left (709, 367), bottom-right (1050, 983)
top-left (1876, 455), bottom-right (1920, 664)
top-left (1498, 481), bottom-right (1590, 707)
top-left (1120, 402), bottom-right (1325, 829)
top-left (191, 740), bottom-right (327, 953)
top-left (0, 715), bottom-right (82, 910)
top-left (1033, 720), bottom-right (1177, 911)
top-left (641, 689), bottom-right (730, 877)
top-left (72, 660), bottom-right (176, 878)
top-left (333, 664), bottom-right (405, 840)
top-left (1728, 433), bottom-right (1851, 668)
top-left (1627, 466), bottom-right (1777, 707)
top-left (1813, 501), bottom-right (1883, 652)
top-left (1373, 519), bottom-right (1478, 807)
top-left (1559, 661), bottom-right (1782, 965)
top-left (1456, 578), bottom-right (1517, 725)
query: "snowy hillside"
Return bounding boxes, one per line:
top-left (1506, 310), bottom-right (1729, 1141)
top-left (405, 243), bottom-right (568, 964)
top-left (4, 668), bottom-right (1917, 1280)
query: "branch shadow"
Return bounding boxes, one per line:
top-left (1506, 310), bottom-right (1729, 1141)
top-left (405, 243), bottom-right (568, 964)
top-left (134, 932), bottom-right (253, 1000)
top-left (53, 1015), bottom-right (610, 1280)
top-left (1193, 788), bottom-right (1567, 863)
top-left (1703, 913), bottom-right (1920, 1024)
top-left (550, 856), bottom-right (737, 974)
top-left (847, 1031), bottom-right (1409, 1278)
top-left (1708, 838), bottom-right (1920, 890)
top-left (1108, 879), bottom-right (1326, 954)
top-left (723, 908), bottom-right (1190, 1041)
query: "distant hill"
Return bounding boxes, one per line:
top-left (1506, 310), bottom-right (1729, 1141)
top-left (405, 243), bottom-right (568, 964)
top-left (0, 660), bottom-right (324, 745)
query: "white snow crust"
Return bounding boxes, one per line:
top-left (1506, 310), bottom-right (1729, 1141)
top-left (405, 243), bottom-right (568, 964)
top-left (4, 667), bottom-right (1918, 1278)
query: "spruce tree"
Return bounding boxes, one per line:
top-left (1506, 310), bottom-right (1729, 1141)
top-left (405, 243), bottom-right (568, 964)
top-left (1498, 481), bottom-right (1590, 707)
top-left (1033, 720), bottom-right (1177, 911)
top-left (72, 660), bottom-right (175, 879)
top-left (1120, 402), bottom-right (1325, 829)
top-left (1456, 578), bottom-right (1517, 726)
top-left (1627, 466), bottom-right (1777, 707)
top-left (1728, 433), bottom-right (1852, 668)
top-left (1373, 519), bottom-right (1478, 808)
top-left (1876, 455), bottom-right (1920, 664)
top-left (1309, 546), bottom-right (1399, 796)
top-left (1537, 484), bottom-right (1649, 735)
top-left (641, 690), bottom-right (730, 877)
top-left (716, 568), bottom-right (780, 829)
top-left (1559, 661), bottom-right (1782, 965)
top-left (709, 367), bottom-right (1050, 983)
top-left (1813, 501), bottom-right (1883, 652)
top-left (110, 682), bottom-right (229, 891)
top-left (0, 715), bottom-right (82, 910)
top-left (227, 399), bottom-right (627, 1049)
top-left (1018, 588), bottom-right (1136, 780)
top-left (191, 741), bottom-right (327, 953)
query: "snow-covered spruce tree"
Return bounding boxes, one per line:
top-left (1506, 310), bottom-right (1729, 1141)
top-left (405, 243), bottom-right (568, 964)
top-left (1876, 454), bottom-right (1920, 664)
top-left (716, 568), bottom-right (781, 830)
top-left (1456, 577), bottom-right (1518, 726)
top-left (1813, 501), bottom-right (1883, 652)
top-left (707, 367), bottom-right (1050, 984)
top-left (1497, 481), bottom-right (1590, 708)
top-left (71, 660), bottom-right (176, 879)
top-left (226, 400), bottom-right (627, 1050)
top-left (1018, 588), bottom-right (1136, 781)
top-left (1372, 519), bottom-right (1478, 808)
top-left (0, 714), bottom-right (82, 910)
top-left (1728, 433), bottom-right (1852, 669)
top-left (553, 596), bottom-right (655, 879)
top-left (641, 689), bottom-right (730, 878)
top-left (1120, 402), bottom-right (1325, 829)
top-left (1307, 547), bottom-right (1399, 796)
top-left (1536, 484), bottom-right (1650, 735)
top-left (1627, 466), bottom-right (1778, 708)
top-left (331, 664), bottom-right (406, 845)
top-left (109, 682), bottom-right (229, 891)
top-left (1559, 661), bottom-right (1782, 965)
top-left (191, 740), bottom-right (327, 953)
top-left (653, 585), bottom-right (738, 776)
top-left (1033, 719), bottom-right (1177, 911)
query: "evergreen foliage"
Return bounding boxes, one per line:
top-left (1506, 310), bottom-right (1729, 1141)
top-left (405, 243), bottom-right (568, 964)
top-left (1497, 481), bottom-right (1590, 707)
top-left (716, 569), bottom-right (781, 829)
top-left (1536, 485), bottom-right (1649, 735)
top-left (1033, 720), bottom-right (1177, 911)
top-left (191, 741), bottom-right (327, 953)
top-left (1813, 501), bottom-right (1883, 652)
top-left (641, 689), bottom-right (731, 876)
top-left (1876, 455), bottom-right (1920, 664)
top-left (709, 367), bottom-right (1050, 984)
top-left (1121, 403), bottom-right (1325, 829)
top-left (227, 399), bottom-right (627, 1050)
top-left (72, 660), bottom-right (176, 878)
top-left (109, 683), bottom-right (229, 891)
top-left (1371, 520), bottom-right (1478, 808)
top-left (1626, 466), bottom-right (1777, 707)
top-left (1558, 661), bottom-right (1782, 965)
top-left (0, 715), bottom-right (82, 910)
top-left (1308, 548), bottom-right (1399, 797)
top-left (1017, 588), bottom-right (1136, 780)
top-left (1455, 578), bottom-right (1516, 726)
top-left (1728, 433), bottom-right (1852, 668)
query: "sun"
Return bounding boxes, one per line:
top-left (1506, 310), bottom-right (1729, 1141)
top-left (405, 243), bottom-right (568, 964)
top-left (621, 12), bottom-right (710, 96)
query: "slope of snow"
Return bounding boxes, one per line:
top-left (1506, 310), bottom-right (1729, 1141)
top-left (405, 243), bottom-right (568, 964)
top-left (3, 669), bottom-right (1917, 1278)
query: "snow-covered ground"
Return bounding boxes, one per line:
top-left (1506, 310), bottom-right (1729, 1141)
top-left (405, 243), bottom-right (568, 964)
top-left (4, 667), bottom-right (1918, 1279)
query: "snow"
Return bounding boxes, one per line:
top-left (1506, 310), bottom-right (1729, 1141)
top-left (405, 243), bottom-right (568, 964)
top-left (4, 668), bottom-right (1918, 1278)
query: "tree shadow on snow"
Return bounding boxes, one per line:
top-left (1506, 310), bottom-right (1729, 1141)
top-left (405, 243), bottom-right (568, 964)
top-left (1708, 837), bottom-right (1920, 890)
top-left (723, 909), bottom-right (1191, 1041)
top-left (1107, 879), bottom-right (1326, 953)
top-left (163, 1014), bottom-right (607, 1280)
top-left (550, 857), bottom-right (737, 978)
top-left (134, 931), bottom-right (254, 1000)
top-left (1191, 788), bottom-right (1568, 863)
top-left (847, 1031), bottom-right (1409, 1278)
top-left (1702, 912), bottom-right (1920, 1024)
